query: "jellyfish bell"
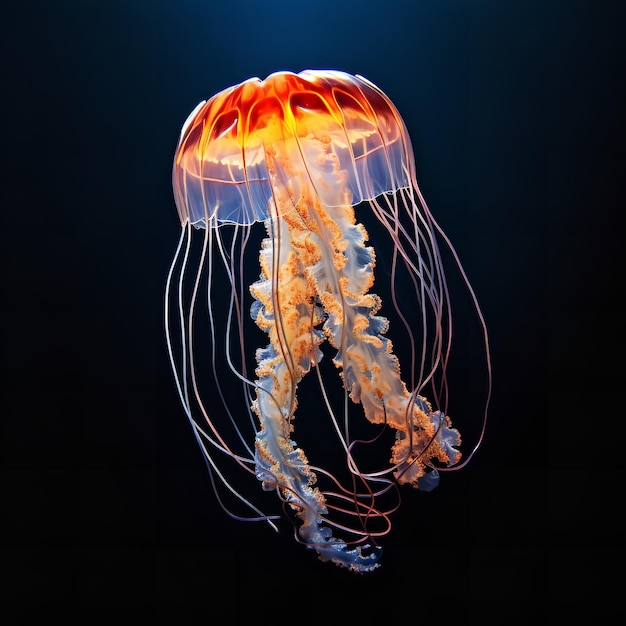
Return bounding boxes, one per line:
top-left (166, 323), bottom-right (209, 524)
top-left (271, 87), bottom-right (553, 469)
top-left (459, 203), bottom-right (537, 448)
top-left (172, 70), bottom-right (414, 226)
top-left (166, 69), bottom-right (491, 572)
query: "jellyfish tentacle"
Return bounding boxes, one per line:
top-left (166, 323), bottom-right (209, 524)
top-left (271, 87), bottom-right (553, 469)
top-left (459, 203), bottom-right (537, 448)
top-left (250, 201), bottom-right (380, 572)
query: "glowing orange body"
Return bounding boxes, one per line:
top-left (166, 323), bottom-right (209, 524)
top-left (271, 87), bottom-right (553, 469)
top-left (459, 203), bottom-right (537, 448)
top-left (173, 70), bottom-right (414, 226)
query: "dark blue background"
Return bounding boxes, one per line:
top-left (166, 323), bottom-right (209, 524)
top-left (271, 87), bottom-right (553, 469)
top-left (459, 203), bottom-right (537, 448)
top-left (3, 0), bottom-right (623, 621)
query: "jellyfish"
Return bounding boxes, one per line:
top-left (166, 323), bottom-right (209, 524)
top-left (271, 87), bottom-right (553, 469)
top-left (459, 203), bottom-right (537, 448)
top-left (165, 69), bottom-right (491, 572)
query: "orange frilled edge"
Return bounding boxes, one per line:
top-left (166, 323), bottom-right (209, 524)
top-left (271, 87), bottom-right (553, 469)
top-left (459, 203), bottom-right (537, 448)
top-left (172, 70), bottom-right (415, 226)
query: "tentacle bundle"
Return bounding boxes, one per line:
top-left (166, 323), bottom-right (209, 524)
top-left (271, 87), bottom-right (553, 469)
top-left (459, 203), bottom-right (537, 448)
top-left (248, 131), bottom-right (460, 570)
